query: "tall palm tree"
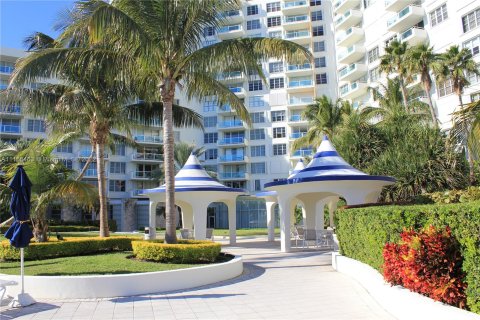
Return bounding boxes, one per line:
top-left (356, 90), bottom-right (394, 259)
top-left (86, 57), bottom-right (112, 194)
top-left (406, 43), bottom-right (441, 125)
top-left (437, 45), bottom-right (480, 183)
top-left (380, 40), bottom-right (411, 110)
top-left (291, 96), bottom-right (351, 151)
top-left (7, 30), bottom-right (202, 237)
top-left (83, 0), bottom-right (311, 243)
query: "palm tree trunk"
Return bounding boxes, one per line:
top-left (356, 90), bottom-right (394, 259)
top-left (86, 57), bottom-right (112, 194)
top-left (161, 80), bottom-right (177, 244)
top-left (77, 145), bottom-right (95, 181)
top-left (96, 142), bottom-right (110, 237)
top-left (400, 78), bottom-right (409, 110)
top-left (459, 93), bottom-right (476, 184)
top-left (424, 82), bottom-right (437, 126)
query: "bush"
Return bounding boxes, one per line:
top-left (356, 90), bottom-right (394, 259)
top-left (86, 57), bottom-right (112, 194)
top-left (414, 187), bottom-right (480, 204)
top-left (0, 237), bottom-right (133, 261)
top-left (336, 201), bottom-right (480, 313)
top-left (383, 226), bottom-right (467, 308)
top-left (132, 240), bottom-right (221, 264)
top-left (1, 219), bottom-right (117, 234)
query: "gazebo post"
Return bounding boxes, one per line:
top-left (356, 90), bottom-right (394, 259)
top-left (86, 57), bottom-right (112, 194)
top-left (149, 200), bottom-right (157, 239)
top-left (193, 200), bottom-right (209, 240)
top-left (180, 204), bottom-right (194, 230)
top-left (266, 201), bottom-right (276, 242)
top-left (227, 200), bottom-right (237, 245)
top-left (315, 200), bottom-right (327, 230)
top-left (278, 195), bottom-right (292, 253)
top-left (327, 198), bottom-right (339, 228)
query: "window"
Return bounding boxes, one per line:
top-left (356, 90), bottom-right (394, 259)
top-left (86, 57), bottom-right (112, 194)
top-left (269, 31), bottom-right (282, 38)
top-left (251, 145), bottom-right (266, 157)
top-left (437, 79), bottom-right (454, 97)
top-left (203, 116), bottom-right (217, 128)
top-left (251, 162), bottom-right (266, 174)
top-left (273, 127), bottom-right (286, 138)
top-left (249, 95), bottom-right (265, 107)
top-left (56, 142), bottom-right (73, 153)
top-left (464, 35), bottom-right (480, 56)
top-left (312, 26), bottom-right (324, 36)
top-left (430, 4), bottom-right (448, 27)
top-left (61, 159), bottom-right (73, 170)
top-left (270, 77), bottom-right (285, 89)
top-left (267, 2), bottom-right (281, 13)
top-left (247, 19), bottom-right (261, 30)
top-left (110, 162), bottom-right (126, 174)
top-left (462, 8), bottom-right (480, 33)
top-left (267, 16), bottom-right (281, 27)
top-left (203, 100), bottom-right (217, 112)
top-left (468, 71), bottom-right (480, 85)
top-left (247, 5), bottom-right (258, 15)
top-left (112, 143), bottom-right (125, 156)
top-left (310, 0), bottom-right (321, 6)
top-left (273, 144), bottom-right (287, 155)
top-left (367, 46), bottom-right (379, 63)
top-left (251, 112), bottom-right (266, 123)
top-left (269, 62), bottom-right (283, 73)
top-left (311, 11), bottom-right (322, 21)
top-left (471, 92), bottom-right (480, 102)
top-left (313, 41), bottom-right (325, 52)
top-left (254, 179), bottom-right (261, 191)
top-left (204, 132), bottom-right (218, 144)
top-left (27, 119), bottom-right (45, 132)
top-left (249, 80), bottom-right (263, 91)
top-left (205, 149), bottom-right (218, 160)
top-left (314, 57), bottom-right (326, 68)
top-left (369, 67), bottom-right (380, 82)
top-left (109, 180), bottom-right (125, 192)
top-left (271, 110), bottom-right (285, 122)
top-left (316, 73), bottom-right (328, 84)
top-left (250, 128), bottom-right (265, 140)
top-left (203, 27), bottom-right (215, 37)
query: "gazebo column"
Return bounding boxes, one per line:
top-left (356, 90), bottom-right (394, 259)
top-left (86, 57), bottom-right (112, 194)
top-left (289, 201), bottom-right (297, 226)
top-left (327, 197), bottom-right (339, 228)
top-left (181, 204), bottom-right (194, 230)
top-left (226, 200), bottom-right (237, 245)
top-left (193, 201), bottom-right (209, 240)
top-left (149, 200), bottom-right (157, 239)
top-left (266, 201), bottom-right (277, 242)
top-left (315, 200), bottom-right (327, 230)
top-left (277, 195), bottom-right (292, 253)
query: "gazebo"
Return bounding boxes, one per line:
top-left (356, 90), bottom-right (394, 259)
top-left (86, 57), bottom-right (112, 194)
top-left (265, 136), bottom-right (395, 252)
top-left (143, 154), bottom-right (246, 244)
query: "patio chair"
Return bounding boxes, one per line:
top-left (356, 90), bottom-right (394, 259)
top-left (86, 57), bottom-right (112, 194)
top-left (180, 228), bottom-right (193, 239)
top-left (206, 228), bottom-right (214, 241)
top-left (292, 226), bottom-right (305, 247)
top-left (0, 279), bottom-right (17, 303)
top-left (316, 229), bottom-right (334, 249)
top-left (304, 229), bottom-right (317, 248)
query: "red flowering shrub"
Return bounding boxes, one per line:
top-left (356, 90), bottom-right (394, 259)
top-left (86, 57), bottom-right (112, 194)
top-left (382, 226), bottom-right (467, 308)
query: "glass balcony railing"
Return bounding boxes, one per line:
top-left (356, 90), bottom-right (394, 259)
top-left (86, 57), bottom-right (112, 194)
top-left (288, 79), bottom-right (313, 88)
top-left (218, 137), bottom-right (245, 145)
top-left (287, 63), bottom-right (311, 71)
top-left (283, 0), bottom-right (307, 8)
top-left (78, 151), bottom-right (109, 158)
top-left (0, 125), bottom-right (21, 133)
top-left (337, 46), bottom-right (356, 60)
top-left (133, 171), bottom-right (153, 179)
top-left (229, 87), bottom-right (243, 93)
top-left (84, 169), bottom-right (98, 177)
top-left (335, 9), bottom-right (353, 25)
top-left (217, 71), bottom-right (243, 80)
top-left (292, 149), bottom-right (313, 157)
top-left (0, 106), bottom-right (21, 114)
top-left (134, 135), bottom-right (163, 144)
top-left (334, 0), bottom-right (346, 9)
top-left (219, 155), bottom-right (245, 162)
top-left (132, 153), bottom-right (162, 161)
top-left (218, 24), bottom-right (242, 33)
top-left (221, 10), bottom-right (241, 18)
top-left (336, 27), bottom-right (354, 43)
top-left (285, 30), bottom-right (310, 39)
top-left (219, 172), bottom-right (246, 179)
top-left (284, 15), bottom-right (309, 23)
top-left (218, 120), bottom-right (243, 128)
top-left (387, 5), bottom-right (414, 27)
top-left (0, 84), bottom-right (8, 90)
top-left (289, 115), bottom-right (305, 122)
top-left (0, 65), bottom-right (14, 74)
top-left (399, 27), bottom-right (424, 41)
top-left (132, 189), bottom-right (144, 196)
top-left (289, 96), bottom-right (314, 105)
top-left (339, 64), bottom-right (358, 78)
top-left (290, 132), bottom-right (307, 139)
top-left (218, 104), bottom-right (232, 112)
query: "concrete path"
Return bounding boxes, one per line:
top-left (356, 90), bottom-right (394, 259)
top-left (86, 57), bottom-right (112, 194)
top-left (0, 239), bottom-right (395, 320)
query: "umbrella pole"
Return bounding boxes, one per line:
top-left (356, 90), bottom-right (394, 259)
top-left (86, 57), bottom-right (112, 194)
top-left (21, 248), bottom-right (24, 294)
top-left (9, 248), bottom-right (35, 308)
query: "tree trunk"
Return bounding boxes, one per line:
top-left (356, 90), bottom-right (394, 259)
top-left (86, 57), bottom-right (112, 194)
top-left (32, 216), bottom-right (48, 242)
top-left (459, 93), bottom-right (476, 184)
top-left (96, 142), bottom-right (110, 237)
top-left (161, 81), bottom-right (177, 244)
top-left (399, 77), bottom-right (409, 110)
top-left (77, 145), bottom-right (95, 181)
top-left (424, 82), bottom-right (437, 126)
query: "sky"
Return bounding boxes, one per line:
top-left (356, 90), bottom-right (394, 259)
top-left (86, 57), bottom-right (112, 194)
top-left (1, 0), bottom-right (76, 50)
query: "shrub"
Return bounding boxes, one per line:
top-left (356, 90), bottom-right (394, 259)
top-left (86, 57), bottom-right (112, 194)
top-left (132, 240), bottom-right (221, 264)
top-left (336, 201), bottom-right (480, 313)
top-left (1, 219), bottom-right (117, 234)
top-left (414, 187), bottom-right (480, 204)
top-left (0, 237), bottom-right (133, 261)
top-left (383, 226), bottom-right (467, 308)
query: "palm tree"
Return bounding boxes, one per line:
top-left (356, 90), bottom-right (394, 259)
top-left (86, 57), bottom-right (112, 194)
top-left (380, 40), bottom-right (411, 110)
top-left (7, 31), bottom-right (203, 237)
top-left (406, 43), bottom-right (441, 125)
top-left (291, 96), bottom-right (351, 152)
top-left (83, 0), bottom-right (311, 243)
top-left (0, 135), bottom-right (98, 241)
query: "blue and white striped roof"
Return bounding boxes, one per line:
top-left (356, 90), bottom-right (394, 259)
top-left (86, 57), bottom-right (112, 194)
top-left (288, 159), bottom-right (306, 179)
top-left (143, 154), bottom-right (245, 194)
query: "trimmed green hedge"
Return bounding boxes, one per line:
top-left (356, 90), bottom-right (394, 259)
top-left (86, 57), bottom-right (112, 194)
top-left (0, 237), bottom-right (133, 261)
top-left (336, 201), bottom-right (480, 313)
top-left (1, 220), bottom-right (117, 234)
top-left (132, 240), bottom-right (221, 263)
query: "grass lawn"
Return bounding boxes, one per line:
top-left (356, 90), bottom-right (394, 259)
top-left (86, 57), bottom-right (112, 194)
top-left (0, 252), bottom-right (203, 276)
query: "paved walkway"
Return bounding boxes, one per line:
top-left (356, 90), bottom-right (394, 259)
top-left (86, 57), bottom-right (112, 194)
top-left (0, 239), bottom-right (395, 320)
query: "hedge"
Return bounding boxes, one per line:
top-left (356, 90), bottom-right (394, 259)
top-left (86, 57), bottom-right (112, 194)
top-left (0, 237), bottom-right (133, 261)
top-left (336, 201), bottom-right (480, 313)
top-left (1, 219), bottom-right (117, 234)
top-left (132, 240), bottom-right (221, 263)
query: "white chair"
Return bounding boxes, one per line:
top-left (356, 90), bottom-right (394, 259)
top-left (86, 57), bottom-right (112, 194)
top-left (316, 229), bottom-right (334, 249)
top-left (0, 279), bottom-right (17, 303)
top-left (292, 226), bottom-right (305, 247)
top-left (206, 228), bottom-right (214, 241)
top-left (304, 229), bottom-right (317, 248)
top-left (180, 228), bottom-right (193, 239)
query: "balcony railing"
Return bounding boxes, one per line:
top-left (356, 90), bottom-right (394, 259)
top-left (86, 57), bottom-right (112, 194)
top-left (289, 115), bottom-right (305, 122)
top-left (288, 79), bottom-right (313, 88)
top-left (221, 10), bottom-right (241, 18)
top-left (292, 149), bottom-right (313, 157)
top-left (283, 0), bottom-right (307, 8)
top-left (219, 172), bottom-right (246, 179)
top-left (218, 24), bottom-right (242, 33)
top-left (289, 96), bottom-right (314, 105)
top-left (290, 132), bottom-right (307, 139)
top-left (131, 189), bottom-right (145, 197)
top-left (339, 64), bottom-right (358, 78)
top-left (218, 137), bottom-right (245, 145)
top-left (285, 30), bottom-right (310, 39)
top-left (0, 65), bottom-right (14, 74)
top-left (284, 15), bottom-right (309, 23)
top-left (132, 171), bottom-right (153, 179)
top-left (0, 125), bottom-right (21, 133)
top-left (387, 5), bottom-right (418, 27)
top-left (229, 87), bottom-right (244, 93)
top-left (84, 169), bottom-right (98, 177)
top-left (217, 71), bottom-right (243, 80)
top-left (132, 153), bottom-right (162, 161)
top-left (219, 155), bottom-right (245, 162)
top-left (287, 63), bottom-right (312, 71)
top-left (218, 120), bottom-right (243, 128)
top-left (78, 151), bottom-right (109, 159)
top-left (218, 104), bottom-right (232, 112)
top-left (0, 106), bottom-right (21, 114)
top-left (134, 135), bottom-right (163, 144)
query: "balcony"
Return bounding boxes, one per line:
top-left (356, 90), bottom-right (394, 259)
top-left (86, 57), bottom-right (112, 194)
top-left (338, 63), bottom-right (367, 82)
top-left (336, 27), bottom-right (364, 47)
top-left (218, 137), bottom-right (247, 146)
top-left (229, 86), bottom-right (245, 97)
top-left (290, 132), bottom-right (307, 139)
top-left (288, 96), bottom-right (314, 107)
top-left (218, 172), bottom-right (248, 180)
top-left (83, 169), bottom-right (99, 178)
top-left (131, 153), bottom-right (163, 162)
top-left (218, 104), bottom-right (233, 114)
top-left (288, 114), bottom-right (308, 126)
top-left (286, 63), bottom-right (312, 76)
top-left (335, 9), bottom-right (362, 31)
top-left (287, 78), bottom-right (314, 93)
top-left (217, 71), bottom-right (244, 82)
top-left (334, 0), bottom-right (361, 14)
top-left (134, 135), bottom-right (163, 144)
top-left (385, 0), bottom-right (416, 12)
top-left (0, 125), bottom-right (21, 134)
top-left (131, 189), bottom-right (146, 198)
top-left (218, 24), bottom-right (245, 40)
top-left (219, 9), bottom-right (243, 24)
top-left (284, 30), bottom-right (310, 44)
top-left (218, 120), bottom-right (245, 130)
top-left (131, 171), bottom-right (153, 180)
top-left (387, 5), bottom-right (424, 33)
top-left (218, 154), bottom-right (248, 163)
top-left (0, 65), bottom-right (14, 74)
top-left (291, 148), bottom-right (314, 158)
top-left (282, 1), bottom-right (309, 14)
top-left (340, 81), bottom-right (368, 99)
top-left (0, 105), bottom-right (22, 116)
top-left (77, 151), bottom-right (109, 160)
top-left (399, 27), bottom-right (427, 46)
top-left (337, 45), bottom-right (366, 64)
top-left (283, 15), bottom-right (310, 30)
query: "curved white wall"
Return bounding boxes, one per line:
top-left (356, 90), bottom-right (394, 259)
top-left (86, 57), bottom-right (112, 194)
top-left (2, 256), bottom-right (243, 299)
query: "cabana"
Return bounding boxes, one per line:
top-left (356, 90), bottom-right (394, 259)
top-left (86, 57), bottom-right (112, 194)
top-left (143, 154), bottom-right (246, 244)
top-left (265, 136), bottom-right (395, 252)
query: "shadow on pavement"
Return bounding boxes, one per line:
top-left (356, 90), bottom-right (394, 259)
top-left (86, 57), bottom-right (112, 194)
top-left (0, 302), bottom-right (59, 319)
